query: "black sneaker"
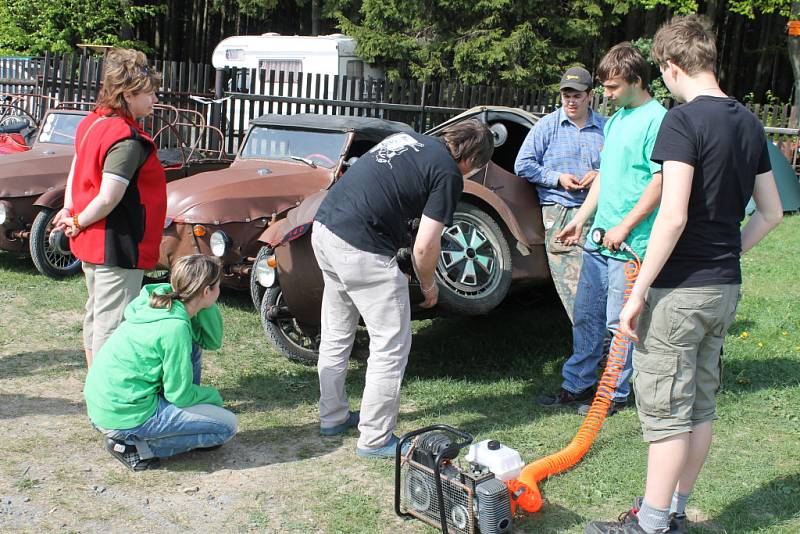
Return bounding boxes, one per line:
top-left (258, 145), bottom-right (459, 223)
top-left (585, 508), bottom-right (647, 534)
top-left (538, 387), bottom-right (595, 408)
top-left (669, 513), bottom-right (688, 534)
top-left (578, 398), bottom-right (630, 417)
top-left (105, 438), bottom-right (161, 471)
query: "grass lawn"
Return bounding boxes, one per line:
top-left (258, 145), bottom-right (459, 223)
top-left (0, 214), bottom-right (798, 533)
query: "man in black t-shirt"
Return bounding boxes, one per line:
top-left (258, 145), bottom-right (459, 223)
top-left (311, 119), bottom-right (493, 458)
top-left (586, 17), bottom-right (783, 534)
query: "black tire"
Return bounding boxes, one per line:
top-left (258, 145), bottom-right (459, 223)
top-left (260, 284), bottom-right (320, 365)
top-left (29, 207), bottom-right (81, 279)
top-left (250, 245), bottom-right (271, 311)
top-left (435, 202), bottom-right (512, 315)
top-left (143, 269), bottom-right (170, 285)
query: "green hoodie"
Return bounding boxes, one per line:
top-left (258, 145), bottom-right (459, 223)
top-left (84, 283), bottom-right (224, 429)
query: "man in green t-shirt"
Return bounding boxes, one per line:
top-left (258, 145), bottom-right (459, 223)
top-left (537, 43), bottom-right (667, 415)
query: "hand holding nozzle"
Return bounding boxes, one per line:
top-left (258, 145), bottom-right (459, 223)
top-left (591, 228), bottom-right (641, 264)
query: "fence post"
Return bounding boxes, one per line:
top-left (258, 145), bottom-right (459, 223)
top-left (211, 68), bottom-right (224, 150)
top-left (419, 80), bottom-right (428, 132)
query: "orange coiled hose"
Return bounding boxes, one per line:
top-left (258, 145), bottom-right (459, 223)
top-left (507, 256), bottom-right (641, 513)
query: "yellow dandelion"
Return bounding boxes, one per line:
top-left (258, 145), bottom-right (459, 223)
top-left (782, 331), bottom-right (788, 336)
top-left (757, 342), bottom-right (764, 348)
top-left (740, 332), bottom-right (749, 339)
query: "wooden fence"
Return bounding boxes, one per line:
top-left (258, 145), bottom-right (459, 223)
top-left (1, 53), bottom-right (798, 157)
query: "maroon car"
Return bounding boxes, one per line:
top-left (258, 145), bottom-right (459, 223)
top-left (251, 106), bottom-right (552, 363)
top-left (0, 104), bottom-right (230, 278)
top-left (155, 114), bottom-right (415, 289)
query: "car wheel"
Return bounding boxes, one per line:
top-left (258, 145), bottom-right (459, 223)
top-left (250, 245), bottom-right (270, 311)
top-left (435, 202), bottom-right (512, 315)
top-left (29, 207), bottom-right (81, 279)
top-left (260, 284), bottom-right (320, 365)
top-left (143, 269), bottom-right (169, 284)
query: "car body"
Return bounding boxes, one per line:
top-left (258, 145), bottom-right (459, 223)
top-left (251, 106), bottom-right (552, 363)
top-left (155, 113), bottom-right (415, 289)
top-left (0, 104), bottom-right (231, 278)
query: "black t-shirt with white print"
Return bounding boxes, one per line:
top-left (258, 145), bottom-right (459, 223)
top-left (650, 96), bottom-right (772, 288)
top-left (315, 131), bottom-right (463, 256)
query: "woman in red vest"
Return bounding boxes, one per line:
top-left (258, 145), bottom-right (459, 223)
top-left (54, 49), bottom-right (167, 366)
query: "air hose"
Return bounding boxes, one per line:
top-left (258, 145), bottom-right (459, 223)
top-left (507, 228), bottom-right (642, 513)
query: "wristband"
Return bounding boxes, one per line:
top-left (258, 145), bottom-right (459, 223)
top-left (421, 282), bottom-right (436, 293)
top-left (72, 214), bottom-right (84, 232)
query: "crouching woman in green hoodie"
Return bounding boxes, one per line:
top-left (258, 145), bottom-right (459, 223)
top-left (84, 255), bottom-right (237, 471)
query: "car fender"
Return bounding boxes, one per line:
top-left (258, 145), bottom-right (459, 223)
top-left (33, 185), bottom-right (66, 210)
top-left (462, 179), bottom-right (544, 250)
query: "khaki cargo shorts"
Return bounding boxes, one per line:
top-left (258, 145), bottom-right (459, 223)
top-left (632, 284), bottom-right (740, 442)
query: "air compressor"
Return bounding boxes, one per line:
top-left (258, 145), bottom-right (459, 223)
top-left (395, 228), bottom-right (642, 533)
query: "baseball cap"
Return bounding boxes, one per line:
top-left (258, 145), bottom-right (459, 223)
top-left (559, 67), bottom-right (593, 92)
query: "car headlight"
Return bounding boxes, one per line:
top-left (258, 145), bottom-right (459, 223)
top-left (0, 201), bottom-right (11, 225)
top-left (209, 230), bottom-right (230, 257)
top-left (254, 254), bottom-right (277, 287)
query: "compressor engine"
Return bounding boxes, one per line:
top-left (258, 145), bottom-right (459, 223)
top-left (394, 425), bottom-right (523, 534)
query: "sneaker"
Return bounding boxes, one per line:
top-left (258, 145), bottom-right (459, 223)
top-left (585, 509), bottom-right (647, 534)
top-left (577, 398), bottom-right (630, 417)
top-left (320, 410), bottom-right (360, 436)
top-left (105, 438), bottom-right (161, 471)
top-left (669, 513), bottom-right (688, 534)
top-left (537, 386), bottom-right (595, 408)
top-left (356, 434), bottom-right (411, 459)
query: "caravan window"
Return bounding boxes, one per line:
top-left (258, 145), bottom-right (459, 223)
top-left (258, 59), bottom-right (302, 76)
top-left (240, 126), bottom-right (347, 168)
top-left (346, 60), bottom-right (364, 79)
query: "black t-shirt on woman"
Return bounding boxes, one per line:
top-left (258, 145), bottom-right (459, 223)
top-left (315, 131), bottom-right (463, 256)
top-left (649, 96), bottom-right (772, 288)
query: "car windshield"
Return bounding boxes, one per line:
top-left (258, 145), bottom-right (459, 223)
top-left (239, 126), bottom-right (347, 168)
top-left (37, 112), bottom-right (84, 145)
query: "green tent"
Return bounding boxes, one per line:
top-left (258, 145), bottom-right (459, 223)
top-left (746, 142), bottom-right (800, 214)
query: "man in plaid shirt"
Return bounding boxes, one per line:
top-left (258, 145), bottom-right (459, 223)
top-left (514, 66), bottom-right (606, 322)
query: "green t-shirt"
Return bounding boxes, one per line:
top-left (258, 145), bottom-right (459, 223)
top-left (589, 98), bottom-right (667, 261)
top-left (103, 139), bottom-right (150, 182)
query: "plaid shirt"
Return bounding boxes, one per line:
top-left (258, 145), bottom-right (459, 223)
top-left (514, 107), bottom-right (607, 208)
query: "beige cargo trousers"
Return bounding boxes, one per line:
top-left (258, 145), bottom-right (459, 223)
top-left (311, 221), bottom-right (412, 450)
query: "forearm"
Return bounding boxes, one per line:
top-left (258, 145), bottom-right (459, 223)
top-left (64, 156), bottom-right (77, 210)
top-left (573, 175), bottom-right (601, 223)
top-left (413, 242), bottom-right (440, 289)
top-left (74, 175), bottom-right (126, 227)
top-left (741, 210), bottom-right (782, 253)
top-left (619, 172), bottom-right (662, 232)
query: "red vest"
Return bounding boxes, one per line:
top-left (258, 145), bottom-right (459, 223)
top-left (69, 109), bottom-right (166, 269)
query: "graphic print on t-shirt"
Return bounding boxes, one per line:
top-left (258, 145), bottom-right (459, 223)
top-left (369, 133), bottom-right (425, 168)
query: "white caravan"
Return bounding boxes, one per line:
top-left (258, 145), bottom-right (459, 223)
top-left (211, 34), bottom-right (383, 132)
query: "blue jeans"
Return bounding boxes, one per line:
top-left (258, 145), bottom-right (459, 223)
top-left (561, 249), bottom-right (634, 401)
top-left (99, 345), bottom-right (238, 459)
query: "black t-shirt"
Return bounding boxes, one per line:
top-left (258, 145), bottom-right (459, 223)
top-left (315, 131), bottom-right (463, 256)
top-left (650, 96), bottom-right (772, 288)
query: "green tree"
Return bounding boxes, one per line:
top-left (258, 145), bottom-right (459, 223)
top-left (0, 0), bottom-right (157, 55)
top-left (335, 0), bottom-right (624, 86)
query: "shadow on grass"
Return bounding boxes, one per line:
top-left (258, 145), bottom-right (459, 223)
top-left (722, 357), bottom-right (800, 393)
top-left (515, 502), bottom-right (586, 533)
top-left (727, 318), bottom-right (757, 337)
top-left (0, 250), bottom-right (38, 274)
top-left (0, 349), bottom-right (84, 379)
top-left (164, 422), bottom-right (346, 472)
top-left (695, 473), bottom-right (800, 533)
top-left (0, 393), bottom-right (85, 419)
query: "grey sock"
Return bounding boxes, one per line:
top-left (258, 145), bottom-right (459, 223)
top-left (637, 500), bottom-right (670, 534)
top-left (670, 491), bottom-right (690, 516)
